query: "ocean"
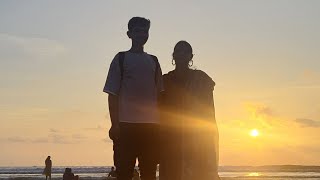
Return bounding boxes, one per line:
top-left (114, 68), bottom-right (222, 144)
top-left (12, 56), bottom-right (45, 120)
top-left (0, 165), bottom-right (319, 180)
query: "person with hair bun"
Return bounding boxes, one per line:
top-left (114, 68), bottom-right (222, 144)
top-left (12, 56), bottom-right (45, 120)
top-left (159, 41), bottom-right (220, 180)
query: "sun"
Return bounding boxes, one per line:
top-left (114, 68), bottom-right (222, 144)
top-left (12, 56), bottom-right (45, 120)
top-left (250, 129), bottom-right (259, 137)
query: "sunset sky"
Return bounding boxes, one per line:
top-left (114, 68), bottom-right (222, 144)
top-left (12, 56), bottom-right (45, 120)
top-left (1, 1), bottom-right (319, 166)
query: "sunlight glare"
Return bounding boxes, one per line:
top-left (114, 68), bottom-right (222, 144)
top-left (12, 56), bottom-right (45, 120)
top-left (250, 129), bottom-right (259, 137)
top-left (248, 172), bottom-right (260, 176)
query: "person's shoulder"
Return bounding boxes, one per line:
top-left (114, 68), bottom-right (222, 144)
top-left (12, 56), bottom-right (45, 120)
top-left (115, 51), bottom-right (128, 58)
top-left (144, 52), bottom-right (159, 62)
top-left (163, 70), bottom-right (174, 80)
top-left (193, 69), bottom-right (215, 89)
top-left (111, 52), bottom-right (122, 62)
top-left (110, 51), bottom-right (129, 64)
top-left (145, 52), bottom-right (157, 57)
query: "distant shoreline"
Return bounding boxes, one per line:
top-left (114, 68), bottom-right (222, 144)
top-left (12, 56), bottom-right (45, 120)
top-left (219, 165), bottom-right (320, 172)
top-left (1, 165), bottom-right (320, 172)
top-left (1, 165), bottom-right (320, 180)
top-left (1, 165), bottom-right (320, 169)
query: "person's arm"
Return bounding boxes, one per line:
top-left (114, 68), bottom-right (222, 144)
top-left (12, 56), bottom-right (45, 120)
top-left (200, 71), bottom-right (220, 175)
top-left (108, 94), bottom-right (120, 141)
top-left (212, 97), bottom-right (219, 172)
top-left (103, 54), bottom-right (121, 140)
top-left (207, 81), bottom-right (219, 173)
top-left (155, 57), bottom-right (164, 94)
top-left (210, 87), bottom-right (220, 178)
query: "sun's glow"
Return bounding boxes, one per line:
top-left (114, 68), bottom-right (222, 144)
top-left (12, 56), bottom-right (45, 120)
top-left (248, 172), bottom-right (260, 176)
top-left (250, 129), bottom-right (259, 137)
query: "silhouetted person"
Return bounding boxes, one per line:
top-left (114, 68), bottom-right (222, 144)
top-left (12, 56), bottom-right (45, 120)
top-left (103, 17), bottom-right (163, 180)
top-left (159, 41), bottom-right (220, 180)
top-left (63, 168), bottom-right (79, 180)
top-left (108, 166), bottom-right (117, 178)
top-left (132, 168), bottom-right (140, 180)
top-left (42, 156), bottom-right (52, 180)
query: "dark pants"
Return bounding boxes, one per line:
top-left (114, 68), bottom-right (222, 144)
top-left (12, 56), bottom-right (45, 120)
top-left (159, 126), bottom-right (183, 180)
top-left (115, 122), bottom-right (159, 180)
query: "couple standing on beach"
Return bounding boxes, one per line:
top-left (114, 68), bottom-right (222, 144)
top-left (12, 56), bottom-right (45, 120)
top-left (103, 17), bottom-right (220, 180)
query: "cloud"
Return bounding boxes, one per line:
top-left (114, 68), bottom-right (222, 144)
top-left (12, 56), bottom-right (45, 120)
top-left (0, 33), bottom-right (66, 59)
top-left (84, 125), bottom-right (107, 132)
top-left (241, 102), bottom-right (320, 129)
top-left (242, 102), bottom-right (279, 128)
top-left (49, 133), bottom-right (73, 144)
top-left (5, 128), bottom-right (91, 144)
top-left (31, 138), bottom-right (49, 143)
top-left (72, 134), bottom-right (87, 140)
top-left (2, 107), bottom-right (51, 121)
top-left (7, 136), bottom-right (29, 143)
top-left (245, 103), bottom-right (273, 118)
top-left (49, 128), bottom-right (59, 133)
top-left (48, 129), bottom-right (88, 144)
top-left (295, 118), bottom-right (320, 128)
top-left (6, 136), bottom-right (48, 143)
top-left (289, 70), bottom-right (320, 89)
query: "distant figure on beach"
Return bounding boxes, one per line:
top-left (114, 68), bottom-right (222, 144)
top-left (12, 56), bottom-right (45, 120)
top-left (132, 168), bottom-right (140, 180)
top-left (159, 41), bottom-right (220, 180)
top-left (108, 166), bottom-right (117, 178)
top-left (63, 168), bottom-right (79, 180)
top-left (42, 156), bottom-right (52, 180)
top-left (103, 17), bottom-right (163, 180)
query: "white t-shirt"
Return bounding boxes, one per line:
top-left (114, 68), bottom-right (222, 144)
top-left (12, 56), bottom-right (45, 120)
top-left (103, 51), bottom-right (164, 124)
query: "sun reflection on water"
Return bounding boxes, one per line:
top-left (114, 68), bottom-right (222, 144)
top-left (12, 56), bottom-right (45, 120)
top-left (248, 172), bottom-right (261, 176)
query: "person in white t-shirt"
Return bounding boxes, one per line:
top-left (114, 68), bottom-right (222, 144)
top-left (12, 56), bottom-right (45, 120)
top-left (103, 17), bottom-right (163, 180)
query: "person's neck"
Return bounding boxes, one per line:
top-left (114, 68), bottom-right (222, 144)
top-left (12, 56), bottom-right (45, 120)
top-left (174, 65), bottom-right (190, 75)
top-left (129, 44), bottom-right (144, 53)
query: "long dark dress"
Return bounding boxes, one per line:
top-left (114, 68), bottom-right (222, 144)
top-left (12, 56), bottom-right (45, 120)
top-left (43, 158), bottom-right (52, 176)
top-left (159, 69), bottom-right (219, 180)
